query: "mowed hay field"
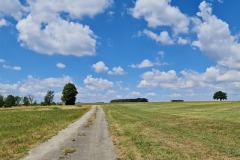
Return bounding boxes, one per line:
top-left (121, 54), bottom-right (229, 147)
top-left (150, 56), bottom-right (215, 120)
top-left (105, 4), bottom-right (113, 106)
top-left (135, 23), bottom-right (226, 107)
top-left (0, 106), bottom-right (90, 160)
top-left (104, 102), bottom-right (240, 160)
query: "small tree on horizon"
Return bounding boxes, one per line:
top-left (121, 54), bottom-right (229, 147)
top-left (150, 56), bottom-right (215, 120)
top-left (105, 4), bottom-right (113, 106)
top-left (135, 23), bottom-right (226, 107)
top-left (0, 95), bottom-right (4, 107)
top-left (213, 91), bottom-right (227, 101)
top-left (44, 90), bottom-right (54, 106)
top-left (61, 83), bottom-right (78, 105)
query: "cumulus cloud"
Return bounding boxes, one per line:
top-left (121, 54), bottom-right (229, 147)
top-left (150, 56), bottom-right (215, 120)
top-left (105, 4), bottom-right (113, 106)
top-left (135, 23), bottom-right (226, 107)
top-left (0, 0), bottom-right (23, 20)
top-left (130, 59), bottom-right (164, 68)
top-left (143, 29), bottom-right (173, 45)
top-left (178, 37), bottom-right (189, 45)
top-left (92, 61), bottom-right (109, 73)
top-left (84, 75), bottom-right (114, 90)
top-left (192, 1), bottom-right (240, 69)
top-left (0, 75), bottom-right (72, 99)
top-left (108, 67), bottom-right (126, 75)
top-left (1, 0), bottom-right (112, 56)
top-left (0, 19), bottom-right (8, 27)
top-left (131, 0), bottom-right (189, 34)
top-left (56, 63), bottom-right (66, 69)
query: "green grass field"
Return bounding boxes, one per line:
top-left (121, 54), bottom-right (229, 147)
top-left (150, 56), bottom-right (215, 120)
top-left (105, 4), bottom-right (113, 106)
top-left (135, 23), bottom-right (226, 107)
top-left (0, 106), bottom-right (90, 160)
top-left (104, 102), bottom-right (240, 160)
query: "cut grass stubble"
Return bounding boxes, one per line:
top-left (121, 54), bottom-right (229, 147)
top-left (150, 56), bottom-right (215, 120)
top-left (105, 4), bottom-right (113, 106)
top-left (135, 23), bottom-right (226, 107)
top-left (104, 102), bottom-right (240, 160)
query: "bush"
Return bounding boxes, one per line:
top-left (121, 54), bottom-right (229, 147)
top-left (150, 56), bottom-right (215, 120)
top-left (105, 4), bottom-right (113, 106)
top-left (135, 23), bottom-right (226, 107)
top-left (110, 98), bottom-right (148, 103)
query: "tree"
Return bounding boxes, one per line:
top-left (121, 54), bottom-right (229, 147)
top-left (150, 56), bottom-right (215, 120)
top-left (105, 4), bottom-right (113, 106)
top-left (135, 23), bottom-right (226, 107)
top-left (0, 95), bottom-right (4, 107)
top-left (23, 96), bottom-right (30, 106)
top-left (4, 95), bottom-right (16, 107)
top-left (44, 90), bottom-right (54, 106)
top-left (213, 91), bottom-right (227, 101)
top-left (61, 83), bottom-right (78, 105)
top-left (15, 96), bottom-right (21, 106)
top-left (28, 95), bottom-right (34, 105)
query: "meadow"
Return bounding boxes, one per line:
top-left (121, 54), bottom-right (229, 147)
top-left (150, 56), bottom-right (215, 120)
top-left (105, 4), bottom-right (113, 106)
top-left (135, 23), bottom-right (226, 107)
top-left (0, 106), bottom-right (90, 160)
top-left (104, 102), bottom-right (240, 160)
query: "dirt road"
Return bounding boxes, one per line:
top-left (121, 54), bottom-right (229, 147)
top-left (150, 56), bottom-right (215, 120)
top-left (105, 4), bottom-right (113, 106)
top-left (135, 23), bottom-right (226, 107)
top-left (21, 106), bottom-right (116, 160)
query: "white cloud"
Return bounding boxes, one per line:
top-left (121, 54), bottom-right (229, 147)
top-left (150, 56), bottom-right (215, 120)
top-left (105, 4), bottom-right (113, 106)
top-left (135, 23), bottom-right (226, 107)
top-left (131, 0), bottom-right (189, 34)
top-left (130, 59), bottom-right (164, 69)
top-left (56, 63), bottom-right (66, 69)
top-left (83, 75), bottom-right (114, 90)
top-left (192, 1), bottom-right (240, 69)
top-left (178, 37), bottom-right (189, 45)
top-left (0, 75), bottom-right (72, 100)
top-left (130, 59), bottom-right (153, 68)
top-left (92, 61), bottom-right (109, 73)
top-left (146, 92), bottom-right (156, 98)
top-left (0, 0), bottom-right (23, 20)
top-left (3, 65), bottom-right (21, 71)
top-left (108, 67), bottom-right (126, 75)
top-left (143, 29), bottom-right (173, 45)
top-left (17, 17), bottom-right (96, 56)
top-left (14, 0), bottom-right (112, 56)
top-left (0, 19), bottom-right (8, 27)
top-left (129, 91), bottom-right (141, 98)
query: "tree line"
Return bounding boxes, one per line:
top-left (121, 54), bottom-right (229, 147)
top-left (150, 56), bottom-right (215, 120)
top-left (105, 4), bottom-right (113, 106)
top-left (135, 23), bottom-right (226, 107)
top-left (0, 83), bottom-right (78, 108)
top-left (110, 98), bottom-right (148, 103)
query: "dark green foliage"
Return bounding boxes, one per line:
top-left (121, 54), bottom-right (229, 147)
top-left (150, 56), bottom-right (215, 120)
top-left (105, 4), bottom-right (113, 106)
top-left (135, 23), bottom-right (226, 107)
top-left (44, 90), bottom-right (54, 106)
top-left (61, 83), bottom-right (78, 105)
top-left (110, 98), bottom-right (148, 103)
top-left (171, 100), bottom-right (184, 102)
top-left (4, 95), bottom-right (16, 107)
top-left (23, 96), bottom-right (30, 106)
top-left (15, 96), bottom-right (21, 106)
top-left (213, 91), bottom-right (227, 101)
top-left (0, 95), bottom-right (4, 107)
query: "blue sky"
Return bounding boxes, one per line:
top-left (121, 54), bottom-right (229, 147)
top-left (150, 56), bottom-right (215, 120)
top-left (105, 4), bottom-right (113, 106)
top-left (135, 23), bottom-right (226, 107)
top-left (0, 0), bottom-right (240, 102)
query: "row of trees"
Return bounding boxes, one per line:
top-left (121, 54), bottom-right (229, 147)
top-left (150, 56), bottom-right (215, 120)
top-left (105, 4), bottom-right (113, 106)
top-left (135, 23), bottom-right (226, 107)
top-left (110, 98), bottom-right (148, 103)
top-left (0, 83), bottom-right (78, 107)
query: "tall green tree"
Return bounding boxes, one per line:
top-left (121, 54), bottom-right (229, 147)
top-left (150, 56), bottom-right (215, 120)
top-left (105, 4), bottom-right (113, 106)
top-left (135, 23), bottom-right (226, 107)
top-left (213, 91), bottom-right (227, 101)
top-left (23, 96), bottom-right (30, 106)
top-left (44, 90), bottom-right (54, 105)
top-left (15, 96), bottom-right (21, 106)
top-left (0, 95), bottom-right (4, 107)
top-left (4, 95), bottom-right (16, 107)
top-left (61, 83), bottom-right (78, 105)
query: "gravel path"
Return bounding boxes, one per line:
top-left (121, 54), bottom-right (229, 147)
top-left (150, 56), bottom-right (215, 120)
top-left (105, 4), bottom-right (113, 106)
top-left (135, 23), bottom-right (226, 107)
top-left (21, 106), bottom-right (116, 160)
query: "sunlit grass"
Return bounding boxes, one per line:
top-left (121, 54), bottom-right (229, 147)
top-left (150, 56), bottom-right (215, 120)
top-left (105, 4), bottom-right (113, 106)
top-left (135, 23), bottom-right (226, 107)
top-left (104, 102), bottom-right (240, 160)
top-left (0, 106), bottom-right (90, 160)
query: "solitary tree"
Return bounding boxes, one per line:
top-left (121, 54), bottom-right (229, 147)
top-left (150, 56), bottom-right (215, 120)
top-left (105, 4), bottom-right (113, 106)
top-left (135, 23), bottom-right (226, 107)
top-left (0, 95), bottom-right (4, 107)
top-left (61, 83), bottom-right (78, 105)
top-left (44, 90), bottom-right (54, 105)
top-left (4, 95), bottom-right (16, 107)
top-left (213, 91), bottom-right (227, 101)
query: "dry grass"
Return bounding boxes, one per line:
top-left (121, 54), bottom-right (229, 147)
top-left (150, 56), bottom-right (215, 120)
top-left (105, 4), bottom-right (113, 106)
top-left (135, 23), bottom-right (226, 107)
top-left (103, 102), bottom-right (240, 160)
top-left (0, 106), bottom-right (90, 160)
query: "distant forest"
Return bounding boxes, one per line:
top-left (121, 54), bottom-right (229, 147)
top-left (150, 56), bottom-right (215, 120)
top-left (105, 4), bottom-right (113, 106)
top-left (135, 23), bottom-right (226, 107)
top-left (110, 98), bottom-right (148, 103)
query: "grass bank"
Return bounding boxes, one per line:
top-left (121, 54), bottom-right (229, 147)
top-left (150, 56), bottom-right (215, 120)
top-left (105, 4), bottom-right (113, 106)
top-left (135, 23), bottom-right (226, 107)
top-left (104, 102), bottom-right (240, 160)
top-left (0, 106), bottom-right (90, 160)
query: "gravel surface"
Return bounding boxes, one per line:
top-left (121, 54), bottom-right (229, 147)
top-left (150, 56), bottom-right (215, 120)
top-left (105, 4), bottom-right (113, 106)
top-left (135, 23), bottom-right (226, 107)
top-left (21, 106), bottom-right (116, 160)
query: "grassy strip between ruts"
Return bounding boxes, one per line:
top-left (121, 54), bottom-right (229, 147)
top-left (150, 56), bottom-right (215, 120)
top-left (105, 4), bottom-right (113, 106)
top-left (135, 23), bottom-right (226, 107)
top-left (103, 102), bottom-right (240, 160)
top-left (0, 106), bottom-right (90, 160)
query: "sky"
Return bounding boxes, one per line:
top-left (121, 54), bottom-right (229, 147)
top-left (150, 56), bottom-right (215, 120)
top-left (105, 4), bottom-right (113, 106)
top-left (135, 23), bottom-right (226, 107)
top-left (0, 0), bottom-right (240, 102)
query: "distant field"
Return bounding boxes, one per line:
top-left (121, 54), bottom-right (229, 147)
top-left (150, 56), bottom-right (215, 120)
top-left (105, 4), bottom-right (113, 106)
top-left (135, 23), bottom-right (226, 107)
top-left (0, 106), bottom-right (90, 160)
top-left (104, 102), bottom-right (240, 160)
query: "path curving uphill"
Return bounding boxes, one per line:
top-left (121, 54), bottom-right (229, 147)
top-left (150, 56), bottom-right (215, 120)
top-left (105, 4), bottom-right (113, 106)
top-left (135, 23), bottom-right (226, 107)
top-left (21, 106), bottom-right (116, 160)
